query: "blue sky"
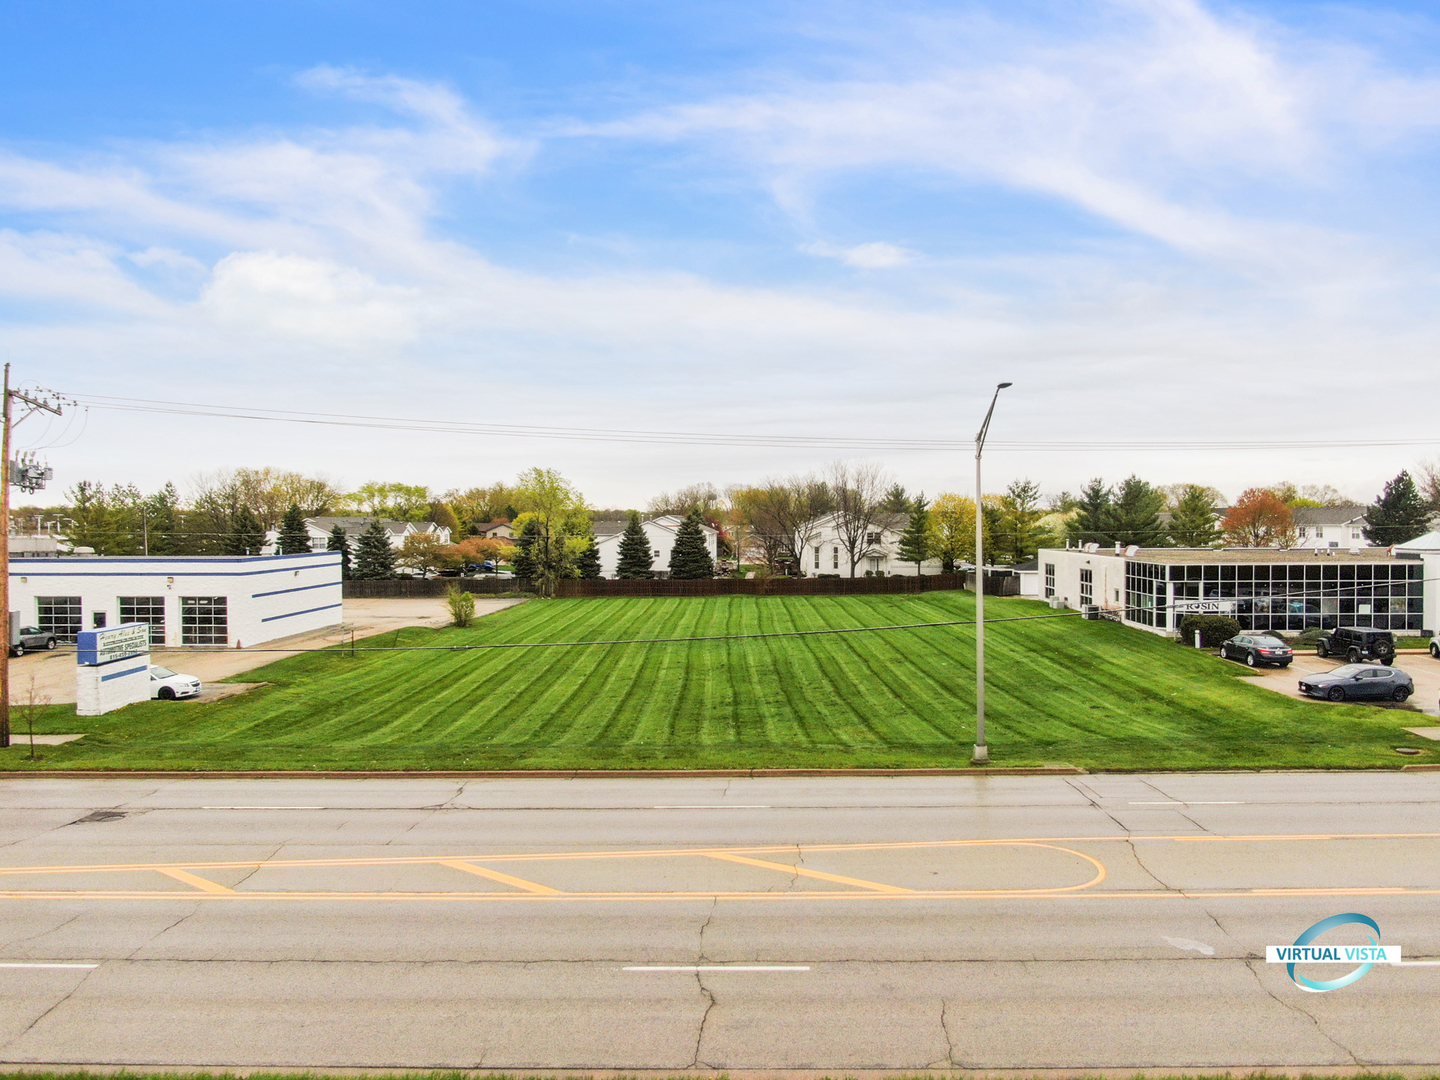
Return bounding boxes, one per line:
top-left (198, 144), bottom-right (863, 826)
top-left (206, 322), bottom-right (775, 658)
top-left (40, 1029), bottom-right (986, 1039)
top-left (4, 0), bottom-right (1440, 507)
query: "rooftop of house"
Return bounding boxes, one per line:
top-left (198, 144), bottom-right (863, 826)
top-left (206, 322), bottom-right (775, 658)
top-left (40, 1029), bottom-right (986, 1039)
top-left (1290, 505), bottom-right (1369, 526)
top-left (305, 516), bottom-right (414, 537)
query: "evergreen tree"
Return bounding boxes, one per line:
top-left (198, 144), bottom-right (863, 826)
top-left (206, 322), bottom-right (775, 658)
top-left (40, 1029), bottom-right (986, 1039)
top-left (352, 519), bottom-right (397, 580)
top-left (616, 512), bottom-right (655, 579)
top-left (1169, 485), bottom-right (1221, 547)
top-left (576, 533), bottom-right (602, 579)
top-left (995, 478), bottom-right (1046, 563)
top-left (510, 517), bottom-right (542, 581)
top-left (1110, 475), bottom-right (1167, 547)
top-left (144, 482), bottom-right (183, 555)
top-left (668, 508), bottom-right (715, 579)
top-left (1364, 470), bottom-right (1431, 545)
top-left (326, 524), bottom-right (352, 580)
top-left (897, 497), bottom-right (932, 574)
top-left (277, 504), bottom-right (312, 555)
top-left (879, 483), bottom-right (913, 513)
top-left (225, 507), bottom-right (265, 556)
top-left (1066, 478), bottom-right (1114, 546)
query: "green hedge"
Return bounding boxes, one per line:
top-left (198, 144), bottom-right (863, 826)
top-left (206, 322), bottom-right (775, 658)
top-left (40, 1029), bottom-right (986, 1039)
top-left (1177, 613), bottom-right (1241, 648)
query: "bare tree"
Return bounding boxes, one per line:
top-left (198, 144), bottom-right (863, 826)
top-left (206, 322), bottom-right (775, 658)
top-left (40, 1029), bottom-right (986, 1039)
top-left (15, 674), bottom-right (50, 761)
top-left (647, 482), bottom-right (722, 516)
top-left (825, 461), bottom-right (890, 577)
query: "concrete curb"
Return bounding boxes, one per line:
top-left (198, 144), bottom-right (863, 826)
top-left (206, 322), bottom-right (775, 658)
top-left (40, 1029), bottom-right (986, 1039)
top-left (0, 766), bottom-right (1088, 779)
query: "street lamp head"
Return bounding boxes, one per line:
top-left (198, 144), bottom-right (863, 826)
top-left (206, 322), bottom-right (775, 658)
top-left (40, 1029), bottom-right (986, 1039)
top-left (997, 381), bottom-right (1013, 389)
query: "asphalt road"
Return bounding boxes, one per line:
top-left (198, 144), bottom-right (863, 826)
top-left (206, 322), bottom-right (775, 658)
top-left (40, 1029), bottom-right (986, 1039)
top-left (0, 773), bottom-right (1437, 1072)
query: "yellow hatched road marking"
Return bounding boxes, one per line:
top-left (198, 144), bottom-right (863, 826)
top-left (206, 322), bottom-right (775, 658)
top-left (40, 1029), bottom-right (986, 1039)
top-left (154, 868), bottom-right (233, 894)
top-left (701, 851), bottom-right (913, 893)
top-left (439, 861), bottom-right (563, 894)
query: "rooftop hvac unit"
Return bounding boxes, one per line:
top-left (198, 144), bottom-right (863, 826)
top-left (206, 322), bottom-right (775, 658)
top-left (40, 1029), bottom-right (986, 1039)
top-left (1124, 545), bottom-right (1139, 556)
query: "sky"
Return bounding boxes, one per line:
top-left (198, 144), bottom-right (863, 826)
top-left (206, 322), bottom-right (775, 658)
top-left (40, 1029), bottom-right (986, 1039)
top-left (3, 0), bottom-right (1440, 509)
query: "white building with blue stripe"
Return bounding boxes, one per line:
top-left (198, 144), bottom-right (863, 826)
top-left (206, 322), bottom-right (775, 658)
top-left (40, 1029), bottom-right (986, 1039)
top-left (8, 551), bottom-right (343, 648)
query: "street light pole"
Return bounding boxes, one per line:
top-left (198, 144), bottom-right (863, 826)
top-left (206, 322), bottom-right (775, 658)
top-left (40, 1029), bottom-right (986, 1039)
top-left (972, 381), bottom-right (1011, 765)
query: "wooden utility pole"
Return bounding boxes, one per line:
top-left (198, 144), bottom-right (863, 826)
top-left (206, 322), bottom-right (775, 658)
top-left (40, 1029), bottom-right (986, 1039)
top-left (0, 365), bottom-right (64, 749)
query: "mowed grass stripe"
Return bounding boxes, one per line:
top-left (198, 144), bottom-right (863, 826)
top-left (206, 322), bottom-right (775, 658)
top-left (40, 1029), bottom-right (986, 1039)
top-left (8, 591), bottom-right (1435, 772)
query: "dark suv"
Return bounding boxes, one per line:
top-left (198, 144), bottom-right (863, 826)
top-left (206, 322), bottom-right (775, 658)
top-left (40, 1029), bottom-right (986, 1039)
top-left (10, 626), bottom-right (58, 657)
top-left (1317, 626), bottom-right (1395, 664)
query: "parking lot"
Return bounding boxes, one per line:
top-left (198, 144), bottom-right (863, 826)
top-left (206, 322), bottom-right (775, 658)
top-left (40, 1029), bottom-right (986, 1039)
top-left (1245, 646), bottom-right (1440, 717)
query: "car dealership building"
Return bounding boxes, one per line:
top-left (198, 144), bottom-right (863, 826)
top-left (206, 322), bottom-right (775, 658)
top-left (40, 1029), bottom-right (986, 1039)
top-left (1038, 544), bottom-right (1429, 638)
top-left (7, 551), bottom-right (344, 648)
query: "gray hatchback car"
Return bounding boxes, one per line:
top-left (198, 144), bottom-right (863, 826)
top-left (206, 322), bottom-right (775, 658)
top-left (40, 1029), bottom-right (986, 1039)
top-left (1299, 664), bottom-right (1413, 703)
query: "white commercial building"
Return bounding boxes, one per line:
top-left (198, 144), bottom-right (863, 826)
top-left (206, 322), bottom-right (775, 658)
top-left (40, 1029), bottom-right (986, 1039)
top-left (1038, 544), bottom-right (1429, 638)
top-left (8, 551), bottom-right (343, 648)
top-left (592, 514), bottom-right (719, 579)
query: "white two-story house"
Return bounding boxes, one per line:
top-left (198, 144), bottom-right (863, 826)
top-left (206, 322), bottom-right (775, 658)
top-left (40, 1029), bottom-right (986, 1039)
top-left (262, 516), bottom-right (452, 555)
top-left (799, 512), bottom-right (943, 577)
top-left (592, 514), bottom-right (719, 578)
top-left (1290, 506), bottom-right (1372, 550)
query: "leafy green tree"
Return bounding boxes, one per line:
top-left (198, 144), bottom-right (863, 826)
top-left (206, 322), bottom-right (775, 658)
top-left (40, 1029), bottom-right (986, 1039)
top-left (1364, 470), bottom-right (1431, 545)
top-left (576, 532), bottom-right (602, 579)
top-left (344, 482), bottom-right (432, 521)
top-left (144, 483), bottom-right (183, 555)
top-left (668, 508), bottom-right (715, 579)
top-left (616, 512), bottom-right (655, 579)
top-left (512, 467), bottom-right (590, 595)
top-left (326, 524), bottom-right (352, 579)
top-left (1111, 475), bottom-right (1167, 547)
top-left (225, 507), bottom-right (266, 556)
top-left (277, 504), bottom-right (312, 555)
top-left (1066, 478), bottom-right (1114, 546)
top-left (510, 517), bottom-right (542, 581)
top-left (995, 478), bottom-right (1046, 563)
top-left (897, 497), bottom-right (932, 573)
top-left (1169, 485), bottom-right (1222, 547)
top-left (352, 519), bottom-right (397, 579)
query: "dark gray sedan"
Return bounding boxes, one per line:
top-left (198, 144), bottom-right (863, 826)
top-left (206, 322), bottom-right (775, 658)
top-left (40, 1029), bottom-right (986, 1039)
top-left (1220, 633), bottom-right (1294, 668)
top-left (1299, 664), bottom-right (1413, 703)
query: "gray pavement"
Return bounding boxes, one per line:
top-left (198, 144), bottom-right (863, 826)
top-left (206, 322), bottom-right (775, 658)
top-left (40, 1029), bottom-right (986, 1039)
top-left (0, 773), bottom-right (1437, 1071)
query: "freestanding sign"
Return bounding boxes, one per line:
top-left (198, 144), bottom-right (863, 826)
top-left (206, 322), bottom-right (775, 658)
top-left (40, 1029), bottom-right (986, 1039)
top-left (75, 622), bottom-right (151, 716)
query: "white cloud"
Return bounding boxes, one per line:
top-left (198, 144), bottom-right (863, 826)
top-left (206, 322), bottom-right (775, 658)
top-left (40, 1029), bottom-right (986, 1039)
top-left (803, 240), bottom-right (913, 268)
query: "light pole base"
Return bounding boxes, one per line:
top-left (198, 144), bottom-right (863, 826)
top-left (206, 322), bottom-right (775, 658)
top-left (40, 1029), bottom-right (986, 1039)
top-left (971, 744), bottom-right (989, 765)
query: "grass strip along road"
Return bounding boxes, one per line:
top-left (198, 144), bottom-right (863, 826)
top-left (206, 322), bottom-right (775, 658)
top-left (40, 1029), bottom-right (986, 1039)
top-left (3, 592), bottom-right (1433, 772)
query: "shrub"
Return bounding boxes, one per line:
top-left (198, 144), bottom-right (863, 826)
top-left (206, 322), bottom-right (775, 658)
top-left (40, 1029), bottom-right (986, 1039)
top-left (1294, 627), bottom-right (1324, 646)
top-left (446, 586), bottom-right (477, 628)
top-left (1177, 614), bottom-right (1241, 648)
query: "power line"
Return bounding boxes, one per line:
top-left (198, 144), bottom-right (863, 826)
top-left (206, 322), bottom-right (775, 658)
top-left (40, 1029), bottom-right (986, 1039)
top-left (72, 393), bottom-right (1440, 453)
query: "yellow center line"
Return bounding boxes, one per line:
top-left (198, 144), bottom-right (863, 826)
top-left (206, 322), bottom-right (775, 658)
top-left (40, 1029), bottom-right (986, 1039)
top-left (439, 861), bottom-right (563, 894)
top-left (154, 868), bottom-right (234, 894)
top-left (701, 851), bottom-right (913, 893)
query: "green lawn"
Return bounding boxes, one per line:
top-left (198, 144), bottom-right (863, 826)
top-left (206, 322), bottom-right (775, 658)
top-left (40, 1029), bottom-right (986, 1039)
top-left (3, 592), bottom-right (1434, 772)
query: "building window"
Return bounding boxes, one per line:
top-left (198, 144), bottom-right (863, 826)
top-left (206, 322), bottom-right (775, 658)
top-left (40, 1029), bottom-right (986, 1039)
top-left (1124, 561), bottom-right (1166, 628)
top-left (866, 531), bottom-right (881, 545)
top-left (1297, 527), bottom-right (1307, 539)
top-left (814, 545), bottom-right (821, 569)
top-left (832, 547), bottom-right (839, 570)
top-left (37, 596), bottom-right (82, 643)
top-left (1352, 529), bottom-right (1362, 540)
top-left (181, 596), bottom-right (228, 646)
top-left (1044, 563), bottom-right (1055, 598)
top-left (119, 596), bottom-right (166, 647)
top-left (1079, 569), bottom-right (1093, 608)
top-left (1315, 527), bottom-right (1324, 538)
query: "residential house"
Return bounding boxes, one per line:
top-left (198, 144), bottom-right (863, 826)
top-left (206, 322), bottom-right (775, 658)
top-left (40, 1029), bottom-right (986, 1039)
top-left (592, 514), bottom-right (718, 579)
top-left (1290, 506), bottom-right (1371, 550)
top-left (799, 512), bottom-right (943, 577)
top-left (469, 521), bottom-right (513, 540)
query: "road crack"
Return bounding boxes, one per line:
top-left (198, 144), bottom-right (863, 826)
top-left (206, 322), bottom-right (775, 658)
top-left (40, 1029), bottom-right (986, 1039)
top-left (691, 969), bottom-right (716, 1068)
top-left (1244, 958), bottom-right (1360, 1065)
top-left (0, 963), bottom-right (99, 1052)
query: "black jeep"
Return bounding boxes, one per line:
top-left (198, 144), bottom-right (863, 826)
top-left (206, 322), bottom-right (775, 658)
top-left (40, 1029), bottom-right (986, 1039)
top-left (1317, 626), bottom-right (1396, 664)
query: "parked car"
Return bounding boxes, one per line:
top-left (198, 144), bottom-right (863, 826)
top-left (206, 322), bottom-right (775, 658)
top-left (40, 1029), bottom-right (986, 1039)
top-left (149, 665), bottom-right (201, 701)
top-left (9, 626), bottom-right (58, 657)
top-left (1316, 626), bottom-right (1395, 663)
top-left (1220, 633), bottom-right (1294, 668)
top-left (1429, 638), bottom-right (1440, 660)
top-left (1299, 664), bottom-right (1413, 703)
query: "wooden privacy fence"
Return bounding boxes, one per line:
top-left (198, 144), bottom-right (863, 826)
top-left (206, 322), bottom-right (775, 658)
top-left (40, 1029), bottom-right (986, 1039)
top-left (343, 572), bottom-right (1022, 600)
